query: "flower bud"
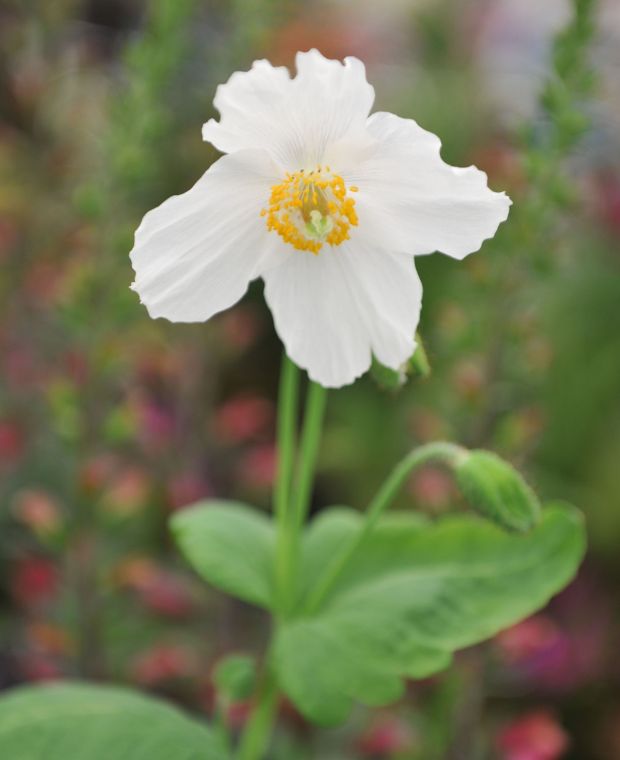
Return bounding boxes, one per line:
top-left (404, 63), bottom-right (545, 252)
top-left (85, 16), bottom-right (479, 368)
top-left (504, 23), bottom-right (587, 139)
top-left (454, 450), bottom-right (540, 532)
top-left (370, 334), bottom-right (430, 390)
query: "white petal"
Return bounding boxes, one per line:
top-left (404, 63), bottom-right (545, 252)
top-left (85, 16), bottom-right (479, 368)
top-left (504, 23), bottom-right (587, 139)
top-left (202, 61), bottom-right (294, 161)
top-left (292, 50), bottom-right (375, 168)
top-left (347, 112), bottom-right (511, 259)
top-left (130, 150), bottom-right (280, 322)
top-left (202, 50), bottom-right (375, 170)
top-left (263, 243), bottom-right (421, 388)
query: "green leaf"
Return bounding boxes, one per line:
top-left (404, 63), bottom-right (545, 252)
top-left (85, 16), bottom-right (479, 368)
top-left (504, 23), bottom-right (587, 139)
top-left (0, 682), bottom-right (226, 760)
top-left (170, 501), bottom-right (275, 609)
top-left (275, 503), bottom-right (585, 725)
top-left (454, 449), bottom-right (541, 532)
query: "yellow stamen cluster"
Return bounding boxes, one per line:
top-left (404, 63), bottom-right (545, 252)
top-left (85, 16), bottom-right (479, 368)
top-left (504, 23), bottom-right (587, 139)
top-left (262, 166), bottom-right (359, 254)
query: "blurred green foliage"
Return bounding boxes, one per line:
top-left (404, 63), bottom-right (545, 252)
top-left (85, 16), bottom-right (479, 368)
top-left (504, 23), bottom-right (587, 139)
top-left (1, 0), bottom-right (619, 758)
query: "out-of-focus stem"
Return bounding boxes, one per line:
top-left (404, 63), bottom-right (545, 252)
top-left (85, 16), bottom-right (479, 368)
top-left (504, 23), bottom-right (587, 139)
top-left (236, 668), bottom-right (279, 760)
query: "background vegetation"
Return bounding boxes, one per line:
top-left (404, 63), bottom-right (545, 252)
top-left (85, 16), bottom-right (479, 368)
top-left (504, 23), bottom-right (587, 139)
top-left (1, 0), bottom-right (619, 757)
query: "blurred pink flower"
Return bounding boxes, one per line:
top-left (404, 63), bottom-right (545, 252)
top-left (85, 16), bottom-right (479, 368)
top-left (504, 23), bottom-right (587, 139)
top-left (591, 171), bottom-right (620, 235)
top-left (497, 710), bottom-right (569, 760)
top-left (409, 466), bottom-right (456, 511)
top-left (494, 615), bottom-right (573, 690)
top-left (10, 556), bottom-right (58, 609)
top-left (134, 398), bottom-right (177, 453)
top-left (551, 576), bottom-right (610, 689)
top-left (11, 488), bottom-right (62, 535)
top-left (214, 395), bottom-right (273, 444)
top-left (100, 466), bottom-right (150, 517)
top-left (78, 453), bottom-right (118, 495)
top-left (138, 572), bottom-right (196, 619)
top-left (225, 701), bottom-right (253, 730)
top-left (0, 418), bottom-right (25, 464)
top-left (114, 558), bottom-right (195, 619)
top-left (18, 653), bottom-right (63, 683)
top-left (495, 573), bottom-right (611, 693)
top-left (218, 305), bottom-right (262, 352)
top-left (356, 715), bottom-right (413, 756)
top-left (166, 470), bottom-right (212, 511)
top-left (131, 644), bottom-right (198, 687)
top-left (496, 616), bottom-right (565, 664)
top-left (240, 444), bottom-right (277, 491)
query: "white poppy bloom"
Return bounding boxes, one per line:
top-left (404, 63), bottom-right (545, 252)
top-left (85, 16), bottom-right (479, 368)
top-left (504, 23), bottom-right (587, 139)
top-left (130, 50), bottom-right (511, 388)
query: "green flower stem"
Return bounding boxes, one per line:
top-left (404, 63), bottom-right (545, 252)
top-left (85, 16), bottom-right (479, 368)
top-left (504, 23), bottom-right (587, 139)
top-left (238, 367), bottom-right (328, 758)
top-left (236, 668), bottom-right (279, 760)
top-left (305, 441), bottom-right (466, 614)
top-left (279, 379), bottom-right (328, 615)
top-left (292, 382), bottom-right (328, 532)
top-left (274, 355), bottom-right (300, 612)
top-left (213, 705), bottom-right (232, 755)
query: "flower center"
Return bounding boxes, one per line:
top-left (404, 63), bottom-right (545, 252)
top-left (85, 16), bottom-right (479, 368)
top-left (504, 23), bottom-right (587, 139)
top-left (262, 166), bottom-right (358, 254)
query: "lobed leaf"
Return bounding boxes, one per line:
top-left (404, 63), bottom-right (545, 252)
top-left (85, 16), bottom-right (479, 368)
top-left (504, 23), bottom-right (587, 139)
top-left (0, 682), bottom-right (226, 760)
top-left (275, 503), bottom-right (585, 725)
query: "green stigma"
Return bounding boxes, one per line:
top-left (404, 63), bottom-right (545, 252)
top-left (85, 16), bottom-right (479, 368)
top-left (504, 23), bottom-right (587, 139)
top-left (305, 210), bottom-right (334, 241)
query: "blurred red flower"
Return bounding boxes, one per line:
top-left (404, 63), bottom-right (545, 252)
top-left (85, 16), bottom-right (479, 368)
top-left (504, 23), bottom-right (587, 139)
top-left (12, 488), bottom-right (62, 535)
top-left (591, 171), bottom-right (620, 235)
top-left (100, 466), bottom-right (150, 517)
top-left (0, 418), bottom-right (25, 464)
top-left (19, 653), bottom-right (63, 683)
top-left (131, 644), bottom-right (197, 686)
top-left (497, 710), bottom-right (569, 760)
top-left (10, 556), bottom-right (58, 609)
top-left (166, 470), bottom-right (212, 511)
top-left (138, 572), bottom-right (195, 619)
top-left (214, 395), bottom-right (273, 444)
top-left (114, 558), bottom-right (196, 619)
top-left (218, 305), bottom-right (262, 351)
top-left (356, 715), bottom-right (413, 757)
top-left (496, 615), bottom-right (566, 664)
top-left (409, 465), bottom-right (456, 511)
top-left (240, 444), bottom-right (277, 490)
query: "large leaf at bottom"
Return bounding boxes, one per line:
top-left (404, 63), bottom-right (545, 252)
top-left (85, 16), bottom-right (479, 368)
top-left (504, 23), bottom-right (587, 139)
top-left (275, 503), bottom-right (585, 725)
top-left (171, 500), bottom-right (275, 609)
top-left (0, 682), bottom-right (226, 759)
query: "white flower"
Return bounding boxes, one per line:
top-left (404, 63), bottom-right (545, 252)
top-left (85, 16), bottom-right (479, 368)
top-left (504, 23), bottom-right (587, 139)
top-left (130, 50), bottom-right (511, 388)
